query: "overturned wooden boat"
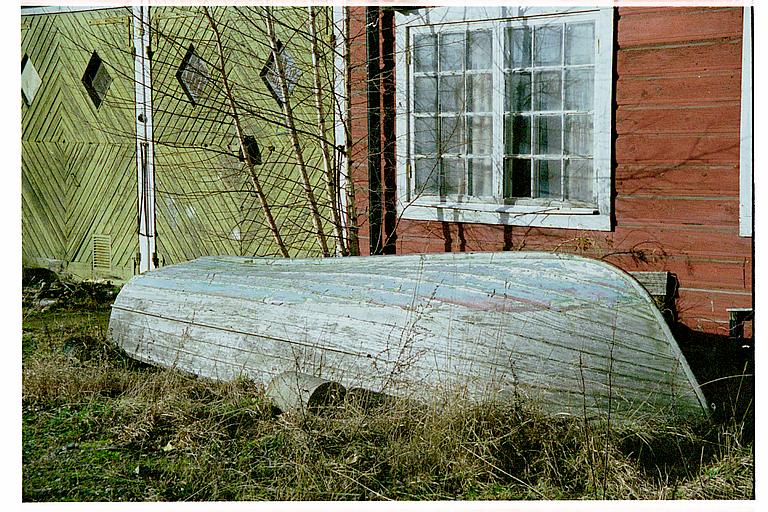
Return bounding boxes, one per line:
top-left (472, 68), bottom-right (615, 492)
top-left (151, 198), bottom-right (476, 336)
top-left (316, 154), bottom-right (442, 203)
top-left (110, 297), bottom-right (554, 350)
top-left (109, 252), bottom-right (708, 421)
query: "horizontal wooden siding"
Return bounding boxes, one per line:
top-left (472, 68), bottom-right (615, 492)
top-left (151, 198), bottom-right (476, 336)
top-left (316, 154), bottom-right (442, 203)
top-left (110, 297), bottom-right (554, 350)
top-left (347, 6), bottom-right (751, 336)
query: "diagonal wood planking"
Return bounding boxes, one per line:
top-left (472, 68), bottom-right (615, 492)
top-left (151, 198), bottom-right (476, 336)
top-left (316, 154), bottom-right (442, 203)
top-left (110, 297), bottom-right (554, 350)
top-left (152, 6), bottom-right (244, 264)
top-left (22, 9), bottom-right (137, 279)
top-left (23, 6), bottom-right (338, 278)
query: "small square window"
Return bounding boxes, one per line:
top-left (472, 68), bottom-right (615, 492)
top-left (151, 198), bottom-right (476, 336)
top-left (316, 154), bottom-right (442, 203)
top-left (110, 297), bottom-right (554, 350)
top-left (238, 135), bottom-right (262, 165)
top-left (21, 54), bottom-right (42, 106)
top-left (82, 51), bottom-right (112, 109)
top-left (176, 45), bottom-right (210, 106)
top-left (260, 41), bottom-right (301, 108)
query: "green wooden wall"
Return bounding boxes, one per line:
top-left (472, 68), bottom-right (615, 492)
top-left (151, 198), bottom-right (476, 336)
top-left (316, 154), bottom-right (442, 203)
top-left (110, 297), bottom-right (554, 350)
top-left (21, 6), bottom-right (336, 280)
top-left (22, 9), bottom-right (137, 281)
top-left (151, 6), bottom-right (335, 263)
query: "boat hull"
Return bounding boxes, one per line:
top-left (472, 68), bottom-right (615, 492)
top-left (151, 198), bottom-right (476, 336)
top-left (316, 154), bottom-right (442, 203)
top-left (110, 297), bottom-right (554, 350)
top-left (108, 252), bottom-right (708, 421)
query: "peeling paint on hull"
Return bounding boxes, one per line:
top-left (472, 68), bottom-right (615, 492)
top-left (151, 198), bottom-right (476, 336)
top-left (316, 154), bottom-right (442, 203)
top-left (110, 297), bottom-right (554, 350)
top-left (109, 252), bottom-right (709, 421)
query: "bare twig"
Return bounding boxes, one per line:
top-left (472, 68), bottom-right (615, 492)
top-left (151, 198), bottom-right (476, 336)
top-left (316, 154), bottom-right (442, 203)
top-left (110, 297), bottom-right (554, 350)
top-left (342, 7), bottom-right (360, 256)
top-left (263, 6), bottom-right (329, 257)
top-left (309, 6), bottom-right (346, 256)
top-left (203, 7), bottom-right (289, 258)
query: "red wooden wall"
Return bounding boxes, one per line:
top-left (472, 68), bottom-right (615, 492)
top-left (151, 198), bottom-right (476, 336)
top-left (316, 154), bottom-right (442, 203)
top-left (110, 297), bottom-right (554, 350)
top-left (347, 7), bottom-right (752, 336)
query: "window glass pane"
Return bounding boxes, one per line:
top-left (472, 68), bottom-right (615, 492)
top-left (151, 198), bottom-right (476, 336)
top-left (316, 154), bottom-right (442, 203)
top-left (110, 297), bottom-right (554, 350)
top-left (439, 74), bottom-right (464, 112)
top-left (505, 114), bottom-right (531, 155)
top-left (505, 26), bottom-right (531, 68)
top-left (565, 158), bottom-right (594, 203)
top-left (440, 32), bottom-right (465, 72)
top-left (468, 73), bottom-right (492, 112)
top-left (414, 76), bottom-right (437, 112)
top-left (504, 158), bottom-right (531, 198)
top-left (565, 22), bottom-right (594, 65)
top-left (470, 158), bottom-right (493, 196)
top-left (534, 25), bottom-right (562, 66)
top-left (505, 71), bottom-right (531, 112)
top-left (21, 55), bottom-right (41, 106)
top-left (178, 46), bottom-right (210, 106)
top-left (414, 117), bottom-right (438, 154)
top-left (441, 116), bottom-right (465, 154)
top-left (535, 159), bottom-right (562, 198)
top-left (442, 158), bottom-right (466, 194)
top-left (535, 70), bottom-right (562, 111)
top-left (564, 114), bottom-right (593, 156)
top-left (564, 68), bottom-right (593, 111)
top-left (469, 115), bottom-right (492, 155)
top-left (415, 158), bottom-right (440, 195)
top-left (414, 33), bottom-right (438, 72)
top-left (535, 115), bottom-right (562, 156)
top-left (468, 30), bottom-right (492, 70)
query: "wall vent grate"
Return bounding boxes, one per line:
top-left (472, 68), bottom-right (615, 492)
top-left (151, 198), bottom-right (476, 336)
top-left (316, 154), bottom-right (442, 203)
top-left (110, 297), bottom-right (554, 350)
top-left (92, 234), bottom-right (112, 272)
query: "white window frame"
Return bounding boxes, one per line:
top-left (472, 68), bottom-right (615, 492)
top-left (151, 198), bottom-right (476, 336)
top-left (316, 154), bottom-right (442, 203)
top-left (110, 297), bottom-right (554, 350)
top-left (395, 6), bottom-right (614, 230)
top-left (739, 6), bottom-right (752, 238)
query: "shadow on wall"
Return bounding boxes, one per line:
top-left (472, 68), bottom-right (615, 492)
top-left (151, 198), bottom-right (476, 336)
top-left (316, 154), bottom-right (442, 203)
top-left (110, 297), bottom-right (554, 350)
top-left (673, 323), bottom-right (753, 436)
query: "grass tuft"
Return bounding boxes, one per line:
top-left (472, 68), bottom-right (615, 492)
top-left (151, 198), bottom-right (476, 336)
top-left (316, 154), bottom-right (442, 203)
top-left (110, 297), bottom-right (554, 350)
top-left (22, 300), bottom-right (754, 501)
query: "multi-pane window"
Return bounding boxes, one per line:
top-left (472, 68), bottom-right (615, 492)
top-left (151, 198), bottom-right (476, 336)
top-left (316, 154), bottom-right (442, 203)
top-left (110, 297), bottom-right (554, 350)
top-left (398, 8), bottom-right (612, 230)
top-left (413, 30), bottom-right (494, 199)
top-left (503, 21), bottom-right (595, 204)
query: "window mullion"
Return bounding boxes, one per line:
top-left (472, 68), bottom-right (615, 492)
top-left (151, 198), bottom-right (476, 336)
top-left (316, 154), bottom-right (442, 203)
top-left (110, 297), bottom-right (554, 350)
top-left (530, 25), bottom-right (536, 199)
top-left (436, 32), bottom-right (443, 195)
top-left (492, 23), bottom-right (504, 200)
top-left (408, 30), bottom-right (414, 201)
top-left (464, 31), bottom-right (470, 197)
top-left (560, 21), bottom-right (566, 201)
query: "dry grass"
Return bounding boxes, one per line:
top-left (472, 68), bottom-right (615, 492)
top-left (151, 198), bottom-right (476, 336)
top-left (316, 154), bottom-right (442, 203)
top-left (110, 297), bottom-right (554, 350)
top-left (22, 301), bottom-right (754, 501)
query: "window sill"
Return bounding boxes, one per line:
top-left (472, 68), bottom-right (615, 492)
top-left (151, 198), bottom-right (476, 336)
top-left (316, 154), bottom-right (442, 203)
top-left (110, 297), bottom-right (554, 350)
top-left (400, 202), bottom-right (611, 230)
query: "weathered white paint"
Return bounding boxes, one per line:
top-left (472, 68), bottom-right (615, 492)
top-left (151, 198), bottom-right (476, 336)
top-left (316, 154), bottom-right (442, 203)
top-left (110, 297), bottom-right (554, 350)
top-left (395, 7), bottom-right (614, 231)
top-left (109, 252), bottom-right (708, 422)
top-left (396, 6), bottom-right (602, 25)
top-left (398, 203), bottom-right (608, 230)
top-left (332, 4), bottom-right (350, 253)
top-left (739, 6), bottom-right (752, 237)
top-left (133, 6), bottom-right (156, 273)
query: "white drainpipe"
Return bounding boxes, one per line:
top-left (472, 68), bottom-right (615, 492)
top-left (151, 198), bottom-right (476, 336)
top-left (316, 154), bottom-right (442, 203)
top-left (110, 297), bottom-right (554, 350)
top-left (133, 5), bottom-right (157, 272)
